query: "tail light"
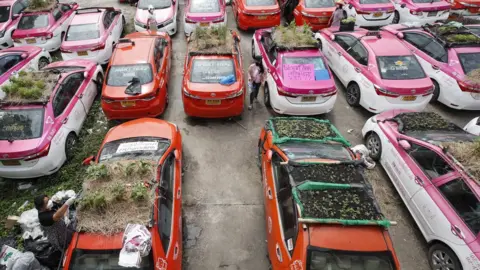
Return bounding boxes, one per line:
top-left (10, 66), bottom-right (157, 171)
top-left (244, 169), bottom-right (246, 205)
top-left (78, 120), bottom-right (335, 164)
top-left (458, 81), bottom-right (480, 93)
top-left (183, 88), bottom-right (200, 99)
top-left (301, 11), bottom-right (315, 17)
top-left (374, 85), bottom-right (399, 97)
top-left (422, 86), bottom-right (435, 96)
top-left (24, 143), bottom-right (50, 161)
top-left (356, 10), bottom-right (371, 15)
top-left (185, 17), bottom-right (195, 23)
top-left (212, 16), bottom-right (225, 23)
top-left (60, 48), bottom-right (71, 53)
top-left (142, 89), bottom-right (159, 101)
top-left (226, 89), bottom-right (243, 98)
top-left (91, 43), bottom-right (105, 51)
top-left (45, 32), bottom-right (53, 39)
top-left (102, 97), bottom-right (114, 103)
top-left (410, 10), bottom-right (423, 15)
top-left (277, 87), bottom-right (297, 97)
top-left (322, 90), bottom-right (337, 97)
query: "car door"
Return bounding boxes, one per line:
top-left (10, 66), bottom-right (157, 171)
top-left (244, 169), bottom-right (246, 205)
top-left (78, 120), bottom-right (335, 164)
top-left (328, 34), bottom-right (359, 85)
top-left (59, 4), bottom-right (75, 30)
top-left (79, 67), bottom-right (98, 111)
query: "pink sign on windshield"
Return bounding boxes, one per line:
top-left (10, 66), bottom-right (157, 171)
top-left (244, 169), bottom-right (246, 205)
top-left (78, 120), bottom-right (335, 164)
top-left (283, 64), bottom-right (315, 81)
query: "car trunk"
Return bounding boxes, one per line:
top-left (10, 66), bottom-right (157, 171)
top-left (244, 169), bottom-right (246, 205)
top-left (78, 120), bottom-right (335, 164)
top-left (103, 83), bottom-right (157, 109)
top-left (61, 38), bottom-right (104, 52)
top-left (414, 1), bottom-right (451, 11)
top-left (0, 138), bottom-right (46, 167)
top-left (185, 81), bottom-right (242, 99)
top-left (185, 11), bottom-right (224, 22)
top-left (301, 7), bottom-right (335, 25)
top-left (381, 78), bottom-right (432, 95)
top-left (136, 7), bottom-right (175, 24)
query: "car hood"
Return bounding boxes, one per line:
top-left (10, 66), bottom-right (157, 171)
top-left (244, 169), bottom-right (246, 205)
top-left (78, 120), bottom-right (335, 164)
top-left (103, 83), bottom-right (155, 99)
top-left (185, 81), bottom-right (242, 98)
top-left (380, 77), bottom-right (433, 95)
top-left (135, 7), bottom-right (175, 24)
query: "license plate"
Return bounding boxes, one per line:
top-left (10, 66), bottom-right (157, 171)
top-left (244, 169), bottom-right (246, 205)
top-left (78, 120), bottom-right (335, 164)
top-left (1, 160), bottom-right (20, 166)
top-left (373, 12), bottom-right (383, 17)
top-left (77, 51), bottom-right (88, 56)
top-left (428, 11), bottom-right (438, 17)
top-left (257, 15), bottom-right (267, 20)
top-left (200, 22), bottom-right (209, 27)
top-left (205, 100), bottom-right (221, 105)
top-left (26, 38), bottom-right (36, 44)
top-left (301, 96), bottom-right (317, 102)
top-left (121, 101), bottom-right (136, 107)
top-left (402, 95), bottom-right (417, 101)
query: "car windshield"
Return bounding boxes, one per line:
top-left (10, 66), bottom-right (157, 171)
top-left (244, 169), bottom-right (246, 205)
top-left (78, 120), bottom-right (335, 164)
top-left (304, 0), bottom-right (335, 8)
top-left (99, 137), bottom-right (170, 162)
top-left (189, 0), bottom-right (220, 13)
top-left (138, 0), bottom-right (171, 9)
top-left (282, 57), bottom-right (330, 81)
top-left (107, 64), bottom-right (153, 86)
top-left (69, 249), bottom-right (154, 270)
top-left (246, 0), bottom-right (275, 6)
top-left (458, 53), bottom-right (480, 75)
top-left (0, 108), bottom-right (44, 141)
top-left (405, 130), bottom-right (476, 142)
top-left (412, 0), bottom-right (442, 2)
top-left (359, 0), bottom-right (391, 4)
top-left (190, 59), bottom-right (236, 84)
top-left (66, 24), bottom-right (100, 41)
top-left (308, 249), bottom-right (396, 270)
top-left (377, 56), bottom-right (426, 80)
top-left (18, 14), bottom-right (49, 29)
top-left (0, 6), bottom-right (11, 23)
top-left (279, 142), bottom-right (352, 161)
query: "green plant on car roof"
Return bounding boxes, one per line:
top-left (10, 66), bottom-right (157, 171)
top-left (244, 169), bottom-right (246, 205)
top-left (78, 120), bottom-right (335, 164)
top-left (341, 17), bottom-right (356, 24)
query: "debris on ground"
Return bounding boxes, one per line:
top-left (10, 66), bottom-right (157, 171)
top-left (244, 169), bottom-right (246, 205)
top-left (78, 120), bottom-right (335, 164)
top-left (119, 224), bottom-right (152, 268)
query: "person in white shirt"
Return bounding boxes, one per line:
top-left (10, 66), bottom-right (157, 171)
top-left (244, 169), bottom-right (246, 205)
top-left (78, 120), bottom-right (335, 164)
top-left (247, 60), bottom-right (265, 110)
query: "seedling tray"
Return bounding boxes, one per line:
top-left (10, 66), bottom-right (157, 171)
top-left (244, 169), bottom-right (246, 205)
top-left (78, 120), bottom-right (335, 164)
top-left (288, 162), bottom-right (366, 185)
top-left (393, 112), bottom-right (462, 133)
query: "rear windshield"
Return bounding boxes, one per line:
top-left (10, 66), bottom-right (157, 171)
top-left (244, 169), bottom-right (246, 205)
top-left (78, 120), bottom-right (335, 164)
top-left (305, 0), bottom-right (335, 8)
top-left (377, 56), bottom-right (426, 80)
top-left (246, 0), bottom-right (275, 6)
top-left (66, 24), bottom-right (100, 41)
top-left (279, 141), bottom-right (352, 161)
top-left (458, 53), bottom-right (480, 75)
top-left (359, 0), bottom-right (390, 4)
top-left (138, 0), bottom-right (172, 9)
top-left (308, 249), bottom-right (396, 270)
top-left (282, 57), bottom-right (330, 81)
top-left (107, 64), bottom-right (153, 86)
top-left (412, 0), bottom-right (442, 2)
top-left (69, 249), bottom-right (154, 270)
top-left (0, 6), bottom-right (10, 23)
top-left (190, 59), bottom-right (236, 84)
top-left (99, 137), bottom-right (170, 162)
top-left (18, 14), bottom-right (49, 29)
top-left (0, 108), bottom-right (44, 141)
top-left (405, 130), bottom-right (476, 142)
top-left (189, 0), bottom-right (220, 13)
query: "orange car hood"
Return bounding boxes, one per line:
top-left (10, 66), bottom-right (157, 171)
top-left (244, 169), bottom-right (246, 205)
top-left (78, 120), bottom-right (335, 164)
top-left (103, 82), bottom-right (155, 99)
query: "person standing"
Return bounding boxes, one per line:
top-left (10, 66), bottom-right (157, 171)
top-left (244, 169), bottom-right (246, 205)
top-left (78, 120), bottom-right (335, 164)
top-left (248, 61), bottom-right (265, 110)
top-left (329, 0), bottom-right (346, 27)
top-left (147, 5), bottom-right (158, 32)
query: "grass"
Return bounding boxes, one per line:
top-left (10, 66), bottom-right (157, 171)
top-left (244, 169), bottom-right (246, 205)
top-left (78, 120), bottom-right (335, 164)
top-left (188, 26), bottom-right (233, 54)
top-left (25, 0), bottom-right (57, 12)
top-left (466, 69), bottom-right (480, 85)
top-left (1, 71), bottom-right (58, 103)
top-left (443, 139), bottom-right (480, 184)
top-left (342, 17), bottom-right (356, 24)
top-left (395, 112), bottom-right (460, 133)
top-left (445, 33), bottom-right (480, 43)
top-left (272, 22), bottom-right (317, 49)
top-left (289, 163), bottom-right (364, 184)
top-left (271, 118), bottom-right (336, 140)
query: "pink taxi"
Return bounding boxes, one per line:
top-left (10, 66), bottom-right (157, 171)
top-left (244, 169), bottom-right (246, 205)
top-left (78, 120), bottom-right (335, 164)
top-left (134, 0), bottom-right (178, 36)
top-left (252, 28), bottom-right (337, 115)
top-left (60, 7), bottom-right (125, 65)
top-left (316, 28), bottom-right (434, 113)
top-left (391, 0), bottom-right (450, 25)
top-left (0, 59), bottom-right (103, 179)
top-left (362, 110), bottom-right (480, 270)
top-left (12, 2), bottom-right (78, 52)
top-left (383, 23), bottom-right (480, 110)
top-left (183, 0), bottom-right (226, 36)
top-left (343, 0), bottom-right (395, 27)
top-left (0, 0), bottom-right (29, 49)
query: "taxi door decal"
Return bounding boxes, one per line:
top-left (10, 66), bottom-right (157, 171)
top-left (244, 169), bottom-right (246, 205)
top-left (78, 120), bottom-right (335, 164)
top-left (290, 260), bottom-right (303, 270)
top-left (156, 258), bottom-right (167, 270)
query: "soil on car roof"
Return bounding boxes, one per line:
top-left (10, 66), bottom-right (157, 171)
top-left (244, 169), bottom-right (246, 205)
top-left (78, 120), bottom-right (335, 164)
top-left (395, 112), bottom-right (460, 133)
top-left (289, 163), bottom-right (365, 185)
top-left (271, 119), bottom-right (336, 140)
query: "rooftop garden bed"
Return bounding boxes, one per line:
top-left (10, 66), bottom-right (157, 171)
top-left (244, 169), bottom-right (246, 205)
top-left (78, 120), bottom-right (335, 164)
top-left (1, 71), bottom-right (59, 104)
top-left (394, 112), bottom-right (461, 133)
top-left (272, 22), bottom-right (317, 50)
top-left (466, 69), bottom-right (480, 86)
top-left (443, 140), bottom-right (480, 184)
top-left (25, 0), bottom-right (57, 12)
top-left (188, 26), bottom-right (235, 55)
top-left (288, 163), bottom-right (365, 185)
top-left (425, 22), bottom-right (480, 46)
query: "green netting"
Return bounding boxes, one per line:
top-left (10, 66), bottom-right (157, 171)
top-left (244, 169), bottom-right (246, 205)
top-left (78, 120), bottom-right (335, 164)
top-left (298, 218), bottom-right (391, 227)
top-left (288, 162), bottom-right (365, 185)
top-left (267, 117), bottom-right (351, 146)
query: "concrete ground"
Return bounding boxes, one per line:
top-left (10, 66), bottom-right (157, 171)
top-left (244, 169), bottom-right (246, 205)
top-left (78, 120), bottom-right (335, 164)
top-left (67, 0), bottom-right (479, 269)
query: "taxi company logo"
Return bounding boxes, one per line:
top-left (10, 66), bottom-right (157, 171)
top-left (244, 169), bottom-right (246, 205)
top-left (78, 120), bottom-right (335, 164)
top-left (411, 89), bottom-right (416, 94)
top-left (309, 90), bottom-right (314, 94)
top-left (211, 93), bottom-right (216, 97)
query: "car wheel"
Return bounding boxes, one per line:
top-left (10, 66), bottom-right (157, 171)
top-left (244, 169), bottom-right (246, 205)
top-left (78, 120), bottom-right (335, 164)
top-left (264, 84), bottom-right (271, 108)
top-left (251, 40), bottom-right (256, 59)
top-left (65, 132), bottom-right (77, 161)
top-left (392, 11), bottom-right (400, 24)
top-left (96, 73), bottom-right (104, 92)
top-left (429, 244), bottom-right (462, 270)
top-left (431, 79), bottom-right (440, 102)
top-left (346, 83), bottom-right (361, 106)
top-left (61, 32), bottom-right (65, 42)
top-left (38, 57), bottom-right (50, 70)
top-left (366, 132), bottom-right (382, 161)
top-left (122, 16), bottom-right (127, 36)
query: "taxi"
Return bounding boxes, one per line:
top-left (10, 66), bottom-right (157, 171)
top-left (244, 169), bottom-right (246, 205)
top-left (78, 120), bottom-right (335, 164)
top-left (232, 0), bottom-right (281, 30)
top-left (343, 0), bottom-right (395, 27)
top-left (293, 0), bottom-right (335, 30)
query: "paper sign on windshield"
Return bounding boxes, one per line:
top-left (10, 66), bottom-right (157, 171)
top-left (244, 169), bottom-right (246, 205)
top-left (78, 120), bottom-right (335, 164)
top-left (283, 64), bottom-right (315, 81)
top-left (116, 142), bottom-right (159, 154)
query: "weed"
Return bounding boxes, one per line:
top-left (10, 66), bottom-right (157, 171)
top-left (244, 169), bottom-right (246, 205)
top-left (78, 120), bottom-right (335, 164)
top-left (189, 26), bottom-right (232, 53)
top-left (290, 163), bottom-right (364, 184)
top-left (131, 183), bottom-right (148, 202)
top-left (1, 71), bottom-right (58, 103)
top-left (272, 22), bottom-right (317, 49)
top-left (86, 164), bottom-right (109, 180)
top-left (271, 118), bottom-right (336, 140)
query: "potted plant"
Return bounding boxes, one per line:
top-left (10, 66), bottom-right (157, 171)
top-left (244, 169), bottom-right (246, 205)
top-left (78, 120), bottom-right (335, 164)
top-left (340, 17), bottom-right (355, 32)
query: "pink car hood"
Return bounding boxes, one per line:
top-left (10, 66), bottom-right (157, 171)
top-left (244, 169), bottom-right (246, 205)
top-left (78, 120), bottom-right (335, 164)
top-left (135, 7), bottom-right (174, 24)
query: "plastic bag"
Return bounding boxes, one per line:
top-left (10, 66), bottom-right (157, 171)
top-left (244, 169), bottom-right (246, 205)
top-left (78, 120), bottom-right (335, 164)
top-left (219, 74), bottom-right (236, 85)
top-left (51, 190), bottom-right (76, 204)
top-left (247, 81), bottom-right (253, 94)
top-left (23, 239), bottom-right (61, 269)
top-left (6, 252), bottom-right (45, 270)
top-left (352, 144), bottom-right (376, 170)
top-left (17, 209), bottom-right (44, 240)
top-left (119, 224), bottom-right (152, 268)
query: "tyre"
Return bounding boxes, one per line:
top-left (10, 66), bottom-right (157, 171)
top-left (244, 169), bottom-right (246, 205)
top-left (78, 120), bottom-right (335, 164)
top-left (365, 132), bottom-right (382, 161)
top-left (431, 79), bottom-right (440, 102)
top-left (96, 73), bottom-right (104, 92)
top-left (38, 57), bottom-right (50, 70)
top-left (392, 11), bottom-right (400, 24)
top-left (264, 84), bottom-right (271, 108)
top-left (346, 83), bottom-right (361, 106)
top-left (428, 244), bottom-right (462, 270)
top-left (65, 132), bottom-right (77, 161)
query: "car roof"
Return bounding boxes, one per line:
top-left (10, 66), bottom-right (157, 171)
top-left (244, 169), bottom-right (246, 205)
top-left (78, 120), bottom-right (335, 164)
top-left (362, 34), bottom-right (412, 56)
top-left (0, 0), bottom-right (15, 6)
top-left (103, 118), bottom-right (175, 145)
top-left (71, 10), bottom-right (103, 25)
top-left (110, 38), bottom-right (155, 65)
top-left (453, 46), bottom-right (480, 54)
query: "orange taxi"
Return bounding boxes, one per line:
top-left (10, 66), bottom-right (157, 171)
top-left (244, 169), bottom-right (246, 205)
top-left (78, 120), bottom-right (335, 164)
top-left (101, 31), bottom-right (172, 120)
top-left (182, 29), bottom-right (244, 118)
top-left (258, 117), bottom-right (401, 270)
top-left (232, 0), bottom-right (281, 30)
top-left (293, 0), bottom-right (335, 30)
top-left (63, 118), bottom-right (182, 270)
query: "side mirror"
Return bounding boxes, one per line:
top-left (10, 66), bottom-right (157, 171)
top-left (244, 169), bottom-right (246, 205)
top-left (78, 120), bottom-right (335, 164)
top-left (396, 32), bottom-right (404, 39)
top-left (398, 140), bottom-right (411, 151)
top-left (400, 3), bottom-right (406, 8)
top-left (82, 155), bottom-right (95, 166)
top-left (20, 53), bottom-right (28, 59)
top-left (348, 4), bottom-right (352, 9)
top-left (266, 150), bottom-right (273, 162)
top-left (330, 34), bottom-right (335, 40)
top-left (174, 149), bottom-right (180, 160)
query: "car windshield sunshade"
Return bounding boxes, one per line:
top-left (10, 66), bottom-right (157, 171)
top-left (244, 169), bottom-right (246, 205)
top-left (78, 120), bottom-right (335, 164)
top-left (18, 14), bottom-right (49, 29)
top-left (0, 108), bottom-right (44, 140)
top-left (279, 141), bottom-right (352, 162)
top-left (392, 112), bottom-right (464, 133)
top-left (190, 59), bottom-right (236, 84)
top-left (266, 117), bottom-right (350, 146)
top-left (66, 23), bottom-right (100, 41)
top-left (377, 56), bottom-right (426, 80)
top-left (246, 0), bottom-right (275, 5)
top-left (99, 137), bottom-right (170, 162)
top-left (138, 0), bottom-right (171, 9)
top-left (304, 0), bottom-right (335, 8)
top-left (283, 57), bottom-right (330, 81)
top-left (69, 249), bottom-right (154, 270)
top-left (107, 64), bottom-right (153, 86)
top-left (308, 249), bottom-right (396, 270)
top-left (189, 0), bottom-right (220, 13)
top-left (458, 52), bottom-right (480, 75)
top-left (0, 6), bottom-right (10, 23)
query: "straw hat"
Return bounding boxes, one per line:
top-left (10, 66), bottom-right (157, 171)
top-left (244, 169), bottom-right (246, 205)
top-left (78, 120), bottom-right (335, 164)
top-left (335, 0), bottom-right (345, 5)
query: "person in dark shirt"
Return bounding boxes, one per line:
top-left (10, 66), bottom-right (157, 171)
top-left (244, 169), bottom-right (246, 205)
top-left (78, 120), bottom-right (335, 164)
top-left (34, 194), bottom-right (76, 251)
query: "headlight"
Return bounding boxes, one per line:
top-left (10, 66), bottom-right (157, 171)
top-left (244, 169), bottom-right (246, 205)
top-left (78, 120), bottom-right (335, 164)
top-left (0, 30), bottom-right (5, 38)
top-left (134, 20), bottom-right (147, 28)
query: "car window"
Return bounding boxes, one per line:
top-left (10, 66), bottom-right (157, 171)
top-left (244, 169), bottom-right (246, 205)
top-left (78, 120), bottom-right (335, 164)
top-left (52, 8), bottom-right (62, 21)
top-left (106, 64), bottom-right (153, 86)
top-left (458, 52), bottom-right (480, 75)
top-left (304, 0), bottom-right (335, 8)
top-left (66, 24), bottom-right (100, 41)
top-left (272, 153), bottom-right (290, 192)
top-left (189, 0), bottom-right (220, 13)
top-left (408, 143), bottom-right (454, 179)
top-left (0, 54), bottom-right (23, 76)
top-left (360, 0), bottom-right (390, 3)
top-left (260, 35), bottom-right (278, 63)
top-left (0, 108), bottom-right (44, 140)
top-left (52, 73), bottom-right (83, 117)
top-left (17, 14), bottom-right (49, 29)
top-left (138, 0), bottom-right (172, 9)
top-left (0, 6), bottom-right (9, 23)
top-left (103, 11), bottom-right (113, 29)
top-left (154, 38), bottom-right (165, 72)
top-left (11, 2), bottom-right (23, 16)
top-left (334, 34), bottom-right (356, 51)
top-left (60, 4), bottom-right (71, 13)
top-left (277, 188), bottom-right (297, 255)
top-left (377, 55), bottom-right (426, 80)
top-left (190, 59), bottom-right (236, 84)
top-left (158, 154), bottom-right (175, 253)
top-left (347, 43), bottom-right (368, 66)
top-left (439, 178), bottom-right (480, 235)
top-left (403, 32), bottom-right (447, 63)
top-left (246, 0), bottom-right (275, 5)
